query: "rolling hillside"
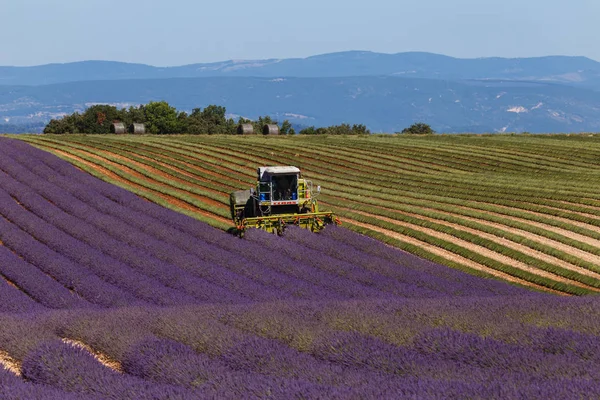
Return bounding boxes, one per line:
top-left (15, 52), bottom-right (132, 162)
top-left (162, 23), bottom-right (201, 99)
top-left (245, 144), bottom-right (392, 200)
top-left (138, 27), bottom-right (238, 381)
top-left (15, 133), bottom-right (600, 296)
top-left (2, 134), bottom-right (600, 398)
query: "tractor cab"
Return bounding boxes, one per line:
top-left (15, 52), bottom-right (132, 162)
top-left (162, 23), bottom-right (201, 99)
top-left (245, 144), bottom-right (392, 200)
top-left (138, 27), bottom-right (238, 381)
top-left (257, 166), bottom-right (303, 204)
top-left (230, 165), bottom-right (337, 236)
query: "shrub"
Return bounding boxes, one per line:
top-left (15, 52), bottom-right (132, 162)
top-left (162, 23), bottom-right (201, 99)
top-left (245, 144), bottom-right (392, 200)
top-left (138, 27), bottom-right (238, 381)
top-left (401, 122), bottom-right (435, 135)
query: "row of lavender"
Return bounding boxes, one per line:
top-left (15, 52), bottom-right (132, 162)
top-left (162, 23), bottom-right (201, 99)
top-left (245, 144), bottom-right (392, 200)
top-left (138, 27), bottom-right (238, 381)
top-left (2, 296), bottom-right (600, 399)
top-left (0, 137), bottom-right (525, 312)
top-left (1, 138), bottom-right (599, 398)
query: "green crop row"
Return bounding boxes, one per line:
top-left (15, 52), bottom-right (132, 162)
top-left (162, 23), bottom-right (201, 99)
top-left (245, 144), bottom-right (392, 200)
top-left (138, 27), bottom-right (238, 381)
top-left (323, 195), bottom-right (600, 273)
top-left (30, 137), bottom-right (231, 208)
top-left (326, 199), bottom-right (600, 291)
top-left (24, 139), bottom-right (231, 224)
top-left (224, 139), bottom-right (600, 200)
top-left (20, 134), bottom-right (600, 296)
top-left (337, 210), bottom-right (592, 296)
top-left (203, 140), bottom-right (600, 217)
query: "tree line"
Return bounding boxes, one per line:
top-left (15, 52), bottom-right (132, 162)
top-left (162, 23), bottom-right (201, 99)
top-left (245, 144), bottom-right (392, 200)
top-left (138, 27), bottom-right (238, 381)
top-left (43, 101), bottom-right (434, 135)
top-left (44, 102), bottom-right (259, 135)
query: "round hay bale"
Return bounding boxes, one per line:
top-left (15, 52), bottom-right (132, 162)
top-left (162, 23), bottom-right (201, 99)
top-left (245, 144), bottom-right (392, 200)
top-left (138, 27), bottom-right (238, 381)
top-left (262, 124), bottom-right (280, 135)
top-left (129, 123), bottom-right (146, 135)
top-left (110, 122), bottom-right (126, 134)
top-left (237, 124), bottom-right (254, 135)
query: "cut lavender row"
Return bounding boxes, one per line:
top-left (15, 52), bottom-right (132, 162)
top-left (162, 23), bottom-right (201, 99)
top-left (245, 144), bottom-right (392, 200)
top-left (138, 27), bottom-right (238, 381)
top-left (0, 187), bottom-right (195, 307)
top-left (0, 242), bottom-right (88, 310)
top-left (0, 156), bottom-right (281, 304)
top-left (21, 340), bottom-right (193, 399)
top-left (0, 209), bottom-right (145, 308)
top-left (3, 145), bottom-right (345, 301)
top-left (0, 175), bottom-right (247, 305)
top-left (0, 277), bottom-right (45, 313)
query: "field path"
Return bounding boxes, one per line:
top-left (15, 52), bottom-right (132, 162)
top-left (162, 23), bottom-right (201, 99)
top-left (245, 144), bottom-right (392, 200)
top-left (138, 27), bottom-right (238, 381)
top-left (345, 208), bottom-right (598, 291)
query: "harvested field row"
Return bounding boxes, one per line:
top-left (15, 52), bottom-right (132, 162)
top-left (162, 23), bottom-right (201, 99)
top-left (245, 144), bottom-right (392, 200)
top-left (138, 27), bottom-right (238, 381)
top-left (5, 135), bottom-right (600, 398)
top-left (3, 136), bottom-right (518, 308)
top-left (27, 140), bottom-right (232, 226)
top-left (18, 134), bottom-right (600, 294)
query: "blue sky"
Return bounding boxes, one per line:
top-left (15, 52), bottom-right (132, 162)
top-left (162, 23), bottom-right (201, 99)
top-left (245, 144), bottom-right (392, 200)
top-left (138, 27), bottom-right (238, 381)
top-left (1, 0), bottom-right (597, 66)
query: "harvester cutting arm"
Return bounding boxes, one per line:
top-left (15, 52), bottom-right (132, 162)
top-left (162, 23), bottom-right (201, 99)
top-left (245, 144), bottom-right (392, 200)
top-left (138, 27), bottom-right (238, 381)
top-left (237, 211), bottom-right (340, 236)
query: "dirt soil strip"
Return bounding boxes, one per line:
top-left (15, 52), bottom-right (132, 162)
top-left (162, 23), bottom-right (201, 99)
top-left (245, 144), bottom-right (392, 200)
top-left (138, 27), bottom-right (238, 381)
top-left (453, 204), bottom-right (600, 260)
top-left (484, 201), bottom-right (600, 231)
top-left (345, 208), bottom-right (597, 292)
top-left (46, 148), bottom-right (230, 225)
top-left (62, 338), bottom-right (122, 372)
top-left (80, 145), bottom-right (229, 201)
top-left (346, 219), bottom-right (565, 295)
top-left (339, 200), bottom-right (600, 279)
top-left (0, 350), bottom-right (21, 376)
top-left (382, 207), bottom-right (600, 280)
top-left (556, 200), bottom-right (600, 213)
top-left (116, 144), bottom-right (245, 187)
top-left (1, 274), bottom-right (19, 289)
top-left (69, 145), bottom-right (228, 209)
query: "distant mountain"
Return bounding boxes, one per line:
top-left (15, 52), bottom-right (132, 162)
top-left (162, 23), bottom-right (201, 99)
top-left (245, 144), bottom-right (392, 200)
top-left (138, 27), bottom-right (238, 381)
top-left (3, 76), bottom-right (600, 133)
top-left (4, 51), bottom-right (600, 133)
top-left (2, 51), bottom-right (600, 90)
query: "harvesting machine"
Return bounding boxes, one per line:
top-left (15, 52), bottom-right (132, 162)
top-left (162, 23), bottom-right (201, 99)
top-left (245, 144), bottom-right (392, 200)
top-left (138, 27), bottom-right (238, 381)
top-left (230, 166), bottom-right (340, 236)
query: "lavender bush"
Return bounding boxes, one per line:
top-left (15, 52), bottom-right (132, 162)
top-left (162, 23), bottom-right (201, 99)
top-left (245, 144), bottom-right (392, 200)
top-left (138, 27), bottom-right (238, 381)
top-left (0, 137), bottom-right (599, 398)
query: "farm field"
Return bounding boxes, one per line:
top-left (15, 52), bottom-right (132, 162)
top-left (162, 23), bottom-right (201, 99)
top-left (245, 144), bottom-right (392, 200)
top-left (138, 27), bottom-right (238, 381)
top-left (1, 135), bottom-right (600, 397)
top-left (15, 133), bottom-right (600, 296)
top-left (1, 136), bottom-right (600, 398)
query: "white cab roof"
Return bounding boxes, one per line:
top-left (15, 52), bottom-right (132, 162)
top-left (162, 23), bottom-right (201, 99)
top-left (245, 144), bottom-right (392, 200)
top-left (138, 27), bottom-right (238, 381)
top-left (258, 166), bottom-right (300, 180)
top-left (263, 166), bottom-right (300, 174)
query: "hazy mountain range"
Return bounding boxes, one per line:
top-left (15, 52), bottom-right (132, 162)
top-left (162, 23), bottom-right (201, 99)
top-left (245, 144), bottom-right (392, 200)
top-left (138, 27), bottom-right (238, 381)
top-left (2, 51), bottom-right (600, 133)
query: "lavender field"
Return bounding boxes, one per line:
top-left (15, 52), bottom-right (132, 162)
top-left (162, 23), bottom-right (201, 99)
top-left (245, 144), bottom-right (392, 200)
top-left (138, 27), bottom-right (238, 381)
top-left (1, 137), bottom-right (600, 399)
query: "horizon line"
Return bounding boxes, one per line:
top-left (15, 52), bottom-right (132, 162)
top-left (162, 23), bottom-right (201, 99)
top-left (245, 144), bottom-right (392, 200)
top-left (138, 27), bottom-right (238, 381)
top-left (1, 50), bottom-right (596, 69)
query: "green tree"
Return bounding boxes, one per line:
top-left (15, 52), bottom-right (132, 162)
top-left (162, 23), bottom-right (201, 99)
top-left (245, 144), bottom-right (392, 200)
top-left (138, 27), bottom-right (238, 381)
top-left (280, 120), bottom-right (293, 135)
top-left (176, 111), bottom-right (190, 133)
top-left (254, 115), bottom-right (277, 133)
top-left (124, 105), bottom-right (146, 126)
top-left (143, 101), bottom-right (179, 134)
top-left (201, 105), bottom-right (227, 126)
top-left (351, 124), bottom-right (370, 135)
top-left (43, 113), bottom-right (82, 134)
top-left (401, 122), bottom-right (435, 135)
top-left (79, 105), bottom-right (121, 134)
top-left (299, 126), bottom-right (327, 135)
top-left (187, 108), bottom-right (207, 134)
top-left (43, 117), bottom-right (69, 134)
